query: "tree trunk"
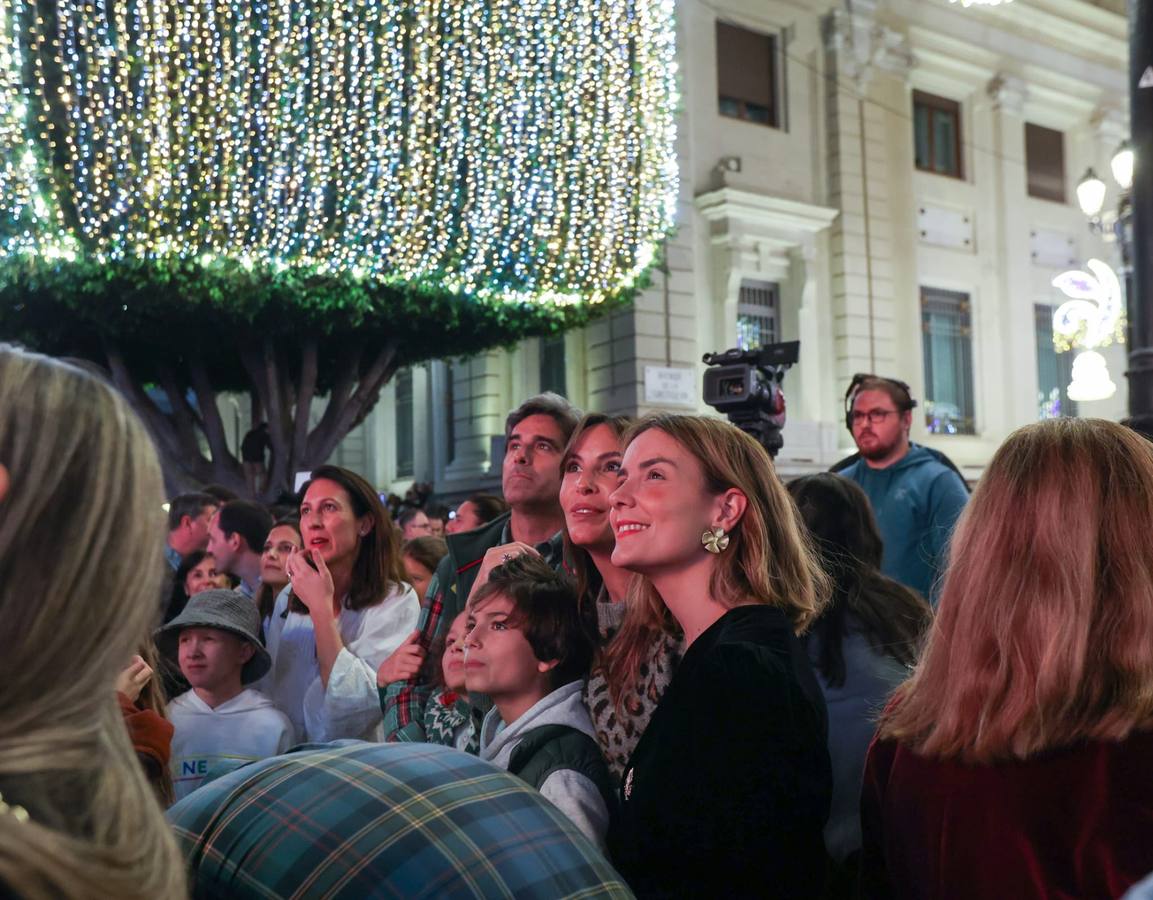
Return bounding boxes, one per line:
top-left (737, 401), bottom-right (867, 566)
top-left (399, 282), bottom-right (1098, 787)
top-left (106, 336), bottom-right (399, 503)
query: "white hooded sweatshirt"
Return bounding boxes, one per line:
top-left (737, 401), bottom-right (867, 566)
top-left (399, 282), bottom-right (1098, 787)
top-left (478, 680), bottom-right (609, 850)
top-left (169, 688), bottom-right (295, 801)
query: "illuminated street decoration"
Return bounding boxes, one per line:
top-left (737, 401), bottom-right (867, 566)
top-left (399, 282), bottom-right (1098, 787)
top-left (1052, 258), bottom-right (1125, 402)
top-left (0, 0), bottom-right (678, 308)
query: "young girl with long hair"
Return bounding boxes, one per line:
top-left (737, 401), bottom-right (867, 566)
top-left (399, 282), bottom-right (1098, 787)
top-left (788, 473), bottom-right (931, 892)
top-left (265, 465), bottom-right (419, 741)
top-left (605, 414), bottom-right (832, 898)
top-left (560, 414), bottom-right (683, 780)
top-left (0, 345), bottom-right (185, 898)
top-left (861, 418), bottom-right (1153, 899)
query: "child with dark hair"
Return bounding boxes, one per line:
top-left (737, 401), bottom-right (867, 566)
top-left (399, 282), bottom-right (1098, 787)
top-left (466, 555), bottom-right (612, 848)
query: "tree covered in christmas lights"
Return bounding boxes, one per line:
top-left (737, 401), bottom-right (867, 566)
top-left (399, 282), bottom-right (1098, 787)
top-left (0, 0), bottom-right (677, 497)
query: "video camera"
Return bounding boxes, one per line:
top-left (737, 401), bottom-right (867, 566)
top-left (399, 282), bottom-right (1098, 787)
top-left (702, 341), bottom-right (799, 458)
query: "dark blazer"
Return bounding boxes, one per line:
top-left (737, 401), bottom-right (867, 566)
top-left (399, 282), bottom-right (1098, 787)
top-left (860, 728), bottom-right (1153, 900)
top-left (608, 605), bottom-right (832, 899)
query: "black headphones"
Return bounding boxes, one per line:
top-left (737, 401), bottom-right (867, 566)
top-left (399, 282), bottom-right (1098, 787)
top-left (844, 373), bottom-right (918, 431)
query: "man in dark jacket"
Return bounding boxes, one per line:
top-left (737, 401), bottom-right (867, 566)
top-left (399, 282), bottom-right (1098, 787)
top-left (383, 393), bottom-right (579, 742)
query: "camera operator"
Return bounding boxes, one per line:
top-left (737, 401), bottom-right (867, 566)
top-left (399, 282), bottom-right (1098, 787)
top-left (836, 375), bottom-right (968, 605)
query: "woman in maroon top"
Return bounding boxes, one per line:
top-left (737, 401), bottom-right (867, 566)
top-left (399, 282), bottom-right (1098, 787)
top-left (861, 418), bottom-right (1153, 900)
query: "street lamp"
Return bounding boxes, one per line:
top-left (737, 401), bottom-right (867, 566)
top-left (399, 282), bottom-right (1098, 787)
top-left (1075, 167), bottom-right (1107, 220)
top-left (1112, 141), bottom-right (1135, 191)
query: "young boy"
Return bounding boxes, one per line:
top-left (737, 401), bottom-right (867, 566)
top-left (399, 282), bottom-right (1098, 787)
top-left (157, 589), bottom-right (294, 801)
top-left (465, 555), bottom-right (613, 848)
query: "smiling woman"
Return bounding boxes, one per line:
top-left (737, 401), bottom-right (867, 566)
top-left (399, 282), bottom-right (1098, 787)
top-left (603, 414), bottom-right (832, 899)
top-left (262, 466), bottom-right (419, 742)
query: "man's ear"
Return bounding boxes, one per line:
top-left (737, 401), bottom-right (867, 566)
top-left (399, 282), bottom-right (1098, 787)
top-left (536, 658), bottom-right (560, 675)
top-left (711, 487), bottom-right (748, 533)
top-left (228, 531), bottom-right (244, 553)
top-left (238, 642), bottom-right (255, 665)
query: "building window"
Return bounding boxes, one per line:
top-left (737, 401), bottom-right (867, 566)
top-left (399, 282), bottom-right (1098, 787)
top-left (540, 333), bottom-right (567, 397)
top-left (716, 22), bottom-right (778, 128)
top-left (913, 90), bottom-right (962, 179)
top-left (1034, 304), bottom-right (1077, 419)
top-left (395, 368), bottom-right (414, 478)
top-left (921, 288), bottom-right (975, 435)
top-left (1025, 123), bottom-right (1066, 203)
top-left (736, 280), bottom-right (778, 350)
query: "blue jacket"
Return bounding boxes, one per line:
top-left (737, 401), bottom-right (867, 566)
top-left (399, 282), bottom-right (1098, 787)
top-left (838, 444), bottom-right (968, 602)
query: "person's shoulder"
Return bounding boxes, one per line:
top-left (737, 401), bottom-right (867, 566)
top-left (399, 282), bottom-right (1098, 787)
top-left (444, 511), bottom-right (511, 566)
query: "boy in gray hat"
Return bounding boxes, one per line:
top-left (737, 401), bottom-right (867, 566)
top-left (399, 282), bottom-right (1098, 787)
top-left (157, 589), bottom-right (295, 802)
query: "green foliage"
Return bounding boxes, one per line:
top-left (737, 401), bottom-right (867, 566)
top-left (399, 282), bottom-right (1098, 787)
top-left (0, 252), bottom-right (643, 389)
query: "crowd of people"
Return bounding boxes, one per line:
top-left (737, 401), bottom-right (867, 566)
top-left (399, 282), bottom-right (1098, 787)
top-left (3, 340), bottom-right (1153, 899)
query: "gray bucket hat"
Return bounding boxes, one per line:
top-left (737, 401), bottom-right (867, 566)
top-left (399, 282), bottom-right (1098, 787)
top-left (156, 589), bottom-right (272, 684)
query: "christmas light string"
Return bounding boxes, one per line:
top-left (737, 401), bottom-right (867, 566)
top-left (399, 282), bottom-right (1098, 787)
top-left (0, 0), bottom-right (678, 308)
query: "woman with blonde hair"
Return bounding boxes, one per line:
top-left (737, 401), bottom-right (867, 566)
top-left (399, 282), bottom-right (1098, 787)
top-left (861, 418), bottom-right (1153, 899)
top-left (0, 345), bottom-right (185, 899)
top-left (605, 414), bottom-right (832, 898)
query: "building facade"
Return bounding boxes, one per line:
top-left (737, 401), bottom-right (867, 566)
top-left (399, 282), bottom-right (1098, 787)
top-left (331, 0), bottom-right (1130, 496)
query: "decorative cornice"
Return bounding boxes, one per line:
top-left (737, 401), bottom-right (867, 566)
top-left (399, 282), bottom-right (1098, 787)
top-left (986, 73), bottom-right (1027, 114)
top-left (695, 188), bottom-right (840, 235)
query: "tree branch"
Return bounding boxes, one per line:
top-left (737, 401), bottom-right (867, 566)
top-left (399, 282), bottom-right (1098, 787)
top-left (304, 342), bottom-right (364, 460)
top-left (292, 339), bottom-right (319, 465)
top-left (310, 340), bottom-right (400, 464)
top-left (189, 358), bottom-right (243, 486)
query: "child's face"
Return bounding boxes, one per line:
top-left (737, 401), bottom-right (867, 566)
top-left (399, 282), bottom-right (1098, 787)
top-left (178, 627), bottom-right (253, 693)
top-left (441, 612), bottom-right (468, 692)
top-left (464, 595), bottom-right (550, 701)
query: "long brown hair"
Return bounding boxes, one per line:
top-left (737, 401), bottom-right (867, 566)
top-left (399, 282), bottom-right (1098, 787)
top-left (288, 465), bottom-right (406, 614)
top-left (560, 413), bottom-right (635, 611)
top-left (0, 345), bottom-right (185, 898)
top-left (787, 474), bottom-right (931, 687)
top-left (879, 418), bottom-right (1153, 762)
top-left (603, 415), bottom-right (830, 707)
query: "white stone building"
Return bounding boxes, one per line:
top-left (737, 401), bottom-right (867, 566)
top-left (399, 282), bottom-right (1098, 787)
top-left (331, 0), bottom-right (1131, 496)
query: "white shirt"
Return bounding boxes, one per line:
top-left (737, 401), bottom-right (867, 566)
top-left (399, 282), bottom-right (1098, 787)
top-left (264, 583), bottom-right (419, 742)
top-left (169, 687), bottom-right (295, 801)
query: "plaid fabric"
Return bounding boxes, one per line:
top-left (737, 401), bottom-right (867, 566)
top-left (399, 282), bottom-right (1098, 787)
top-left (168, 741), bottom-right (632, 899)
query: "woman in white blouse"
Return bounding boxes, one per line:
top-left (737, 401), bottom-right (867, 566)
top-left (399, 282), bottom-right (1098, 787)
top-left (265, 466), bottom-right (419, 741)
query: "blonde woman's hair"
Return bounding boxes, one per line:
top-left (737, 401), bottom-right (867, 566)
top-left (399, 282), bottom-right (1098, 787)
top-left (603, 414), bottom-right (829, 708)
top-left (0, 345), bottom-right (186, 898)
top-left (879, 417), bottom-right (1153, 762)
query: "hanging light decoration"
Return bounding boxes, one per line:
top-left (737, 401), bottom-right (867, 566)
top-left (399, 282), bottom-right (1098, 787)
top-left (949, 0), bottom-right (1013, 7)
top-left (0, 0), bottom-right (679, 308)
top-left (1052, 259), bottom-right (1125, 402)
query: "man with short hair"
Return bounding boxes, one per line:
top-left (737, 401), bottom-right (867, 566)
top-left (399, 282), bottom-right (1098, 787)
top-left (206, 501), bottom-right (273, 599)
top-left (157, 589), bottom-right (294, 801)
top-left (397, 507), bottom-right (433, 540)
top-left (837, 375), bottom-right (968, 603)
top-left (383, 392), bottom-right (580, 742)
top-left (166, 493), bottom-right (219, 570)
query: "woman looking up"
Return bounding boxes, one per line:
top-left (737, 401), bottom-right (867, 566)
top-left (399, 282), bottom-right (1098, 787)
top-left (861, 418), bottom-right (1153, 899)
top-left (605, 414), bottom-right (831, 899)
top-left (560, 414), bottom-right (682, 780)
top-left (0, 345), bottom-right (184, 898)
top-left (266, 466), bottom-right (419, 742)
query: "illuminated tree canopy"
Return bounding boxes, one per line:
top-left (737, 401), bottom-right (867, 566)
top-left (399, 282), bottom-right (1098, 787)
top-left (0, 0), bottom-right (678, 496)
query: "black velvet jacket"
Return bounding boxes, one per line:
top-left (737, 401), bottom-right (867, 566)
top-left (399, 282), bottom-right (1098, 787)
top-left (608, 604), bottom-right (832, 899)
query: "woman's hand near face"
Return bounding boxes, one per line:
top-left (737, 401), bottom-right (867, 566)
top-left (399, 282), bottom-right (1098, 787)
top-left (467, 542), bottom-right (541, 603)
top-left (115, 655), bottom-right (153, 704)
top-left (285, 547), bottom-right (336, 620)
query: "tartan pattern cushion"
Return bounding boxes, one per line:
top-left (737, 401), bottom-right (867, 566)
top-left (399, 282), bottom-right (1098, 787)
top-left (169, 741), bottom-right (632, 899)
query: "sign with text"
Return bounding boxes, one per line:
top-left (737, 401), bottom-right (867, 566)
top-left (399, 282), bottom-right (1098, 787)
top-left (643, 366), bottom-right (697, 407)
